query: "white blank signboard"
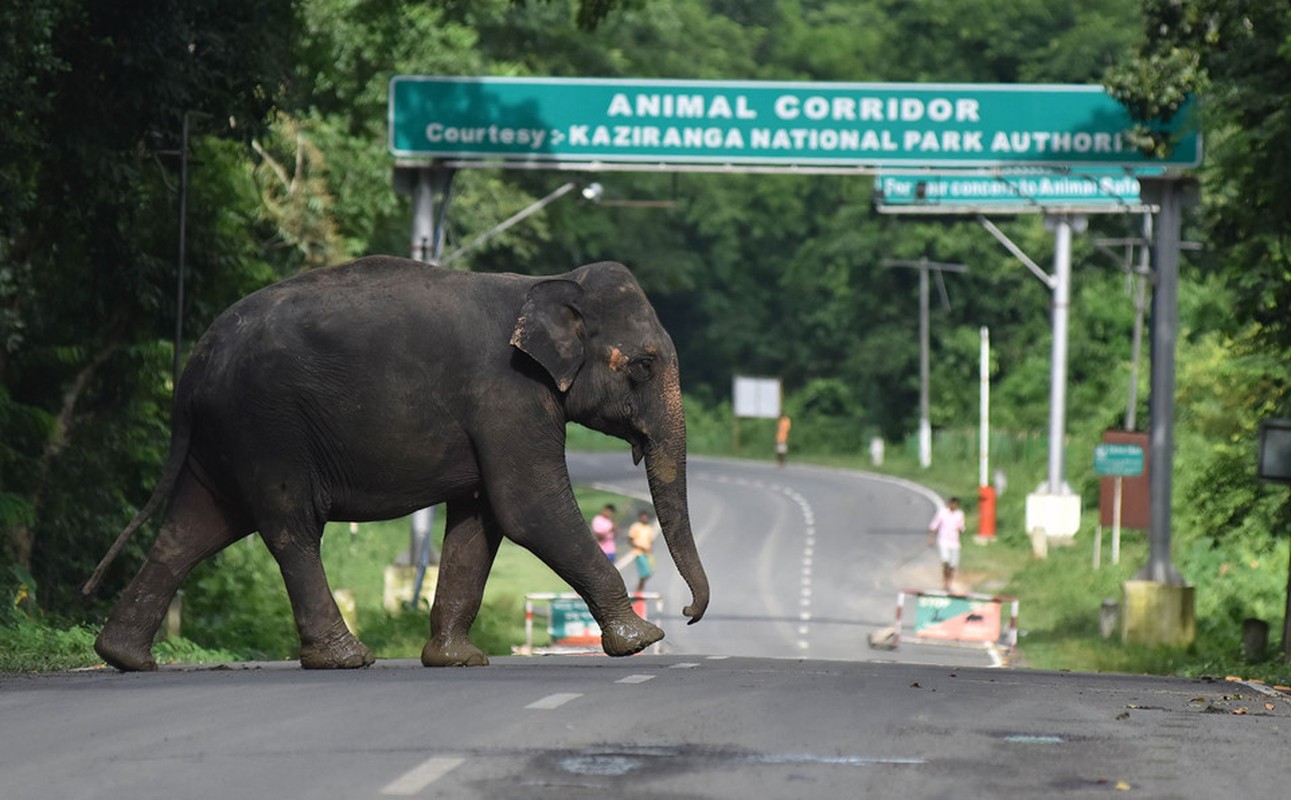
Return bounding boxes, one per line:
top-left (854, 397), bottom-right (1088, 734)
top-left (733, 376), bottom-right (781, 419)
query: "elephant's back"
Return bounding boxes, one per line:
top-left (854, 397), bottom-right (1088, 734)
top-left (175, 257), bottom-right (515, 501)
top-left (179, 256), bottom-right (538, 413)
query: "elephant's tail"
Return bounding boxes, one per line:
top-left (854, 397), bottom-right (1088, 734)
top-left (81, 395), bottom-right (195, 598)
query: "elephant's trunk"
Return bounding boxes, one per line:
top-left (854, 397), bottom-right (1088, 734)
top-left (643, 379), bottom-right (709, 624)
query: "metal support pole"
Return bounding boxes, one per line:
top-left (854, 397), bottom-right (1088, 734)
top-left (978, 214), bottom-right (1075, 493)
top-left (918, 263), bottom-right (932, 469)
top-left (979, 326), bottom-right (990, 487)
top-left (407, 165), bottom-right (456, 263)
top-left (1126, 213), bottom-right (1152, 433)
top-left (410, 170), bottom-right (434, 261)
top-left (1138, 178), bottom-right (1191, 585)
top-left (1044, 214), bottom-right (1079, 494)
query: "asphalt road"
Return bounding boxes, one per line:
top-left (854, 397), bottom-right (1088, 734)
top-left (4, 452), bottom-right (1288, 799)
top-left (3, 655), bottom-right (1285, 798)
top-left (568, 450), bottom-right (998, 667)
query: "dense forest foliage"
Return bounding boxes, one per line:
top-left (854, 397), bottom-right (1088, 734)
top-left (2, 0), bottom-right (1289, 639)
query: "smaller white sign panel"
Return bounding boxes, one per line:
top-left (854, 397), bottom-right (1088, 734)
top-left (733, 376), bottom-right (781, 419)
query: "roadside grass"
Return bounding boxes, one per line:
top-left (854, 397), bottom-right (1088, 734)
top-left (976, 530), bottom-right (1291, 682)
top-left (0, 618), bottom-right (100, 672)
top-left (0, 614), bottom-right (245, 673)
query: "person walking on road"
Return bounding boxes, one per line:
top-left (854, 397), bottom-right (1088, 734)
top-left (775, 413), bottom-right (792, 467)
top-left (928, 497), bottom-right (966, 592)
top-left (627, 510), bottom-right (657, 593)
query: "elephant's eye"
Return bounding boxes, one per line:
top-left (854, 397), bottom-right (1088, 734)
top-left (627, 356), bottom-right (654, 383)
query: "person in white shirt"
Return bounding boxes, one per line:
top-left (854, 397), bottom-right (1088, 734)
top-left (927, 497), bottom-right (966, 592)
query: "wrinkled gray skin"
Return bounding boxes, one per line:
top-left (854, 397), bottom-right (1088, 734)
top-left (84, 256), bottom-right (709, 671)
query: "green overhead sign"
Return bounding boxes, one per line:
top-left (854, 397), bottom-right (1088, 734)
top-left (389, 76), bottom-right (1201, 170)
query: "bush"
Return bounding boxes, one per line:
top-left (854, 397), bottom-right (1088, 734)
top-left (181, 537), bottom-right (299, 661)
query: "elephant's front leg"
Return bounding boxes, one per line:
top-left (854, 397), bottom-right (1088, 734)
top-left (260, 518), bottom-right (374, 670)
top-left (485, 466), bottom-right (664, 657)
top-left (571, 552), bottom-right (665, 658)
top-left (423, 495), bottom-right (501, 666)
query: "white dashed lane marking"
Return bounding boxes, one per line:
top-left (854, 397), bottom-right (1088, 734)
top-left (380, 757), bottom-right (465, 796)
top-left (525, 692), bottom-right (583, 710)
top-left (617, 674), bottom-right (656, 684)
top-left (380, 663), bottom-right (707, 795)
top-left (697, 473), bottom-right (821, 653)
top-left (784, 487), bottom-right (817, 652)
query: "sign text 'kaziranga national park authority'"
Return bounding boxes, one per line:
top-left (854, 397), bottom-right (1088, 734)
top-left (389, 76), bottom-right (1200, 170)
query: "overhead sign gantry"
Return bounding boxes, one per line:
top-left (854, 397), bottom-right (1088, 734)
top-left (388, 77), bottom-right (1200, 635)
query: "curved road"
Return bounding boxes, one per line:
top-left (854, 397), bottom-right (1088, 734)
top-left (568, 450), bottom-right (995, 667)
top-left (3, 452), bottom-right (1288, 798)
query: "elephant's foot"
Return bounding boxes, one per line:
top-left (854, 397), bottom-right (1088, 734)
top-left (421, 638), bottom-right (489, 667)
top-left (299, 623), bottom-right (374, 669)
top-left (600, 616), bottom-right (664, 657)
top-left (94, 628), bottom-right (158, 672)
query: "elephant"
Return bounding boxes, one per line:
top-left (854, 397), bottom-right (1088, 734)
top-left (82, 256), bottom-right (710, 671)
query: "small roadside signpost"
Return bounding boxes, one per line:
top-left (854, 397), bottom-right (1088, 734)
top-left (1095, 442), bottom-right (1145, 476)
top-left (1094, 440), bottom-right (1146, 569)
top-left (732, 375), bottom-right (781, 451)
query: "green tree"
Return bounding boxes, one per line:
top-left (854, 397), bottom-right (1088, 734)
top-left (0, 1), bottom-right (298, 604)
top-left (1106, 1), bottom-right (1291, 573)
top-left (1108, 1), bottom-right (1291, 360)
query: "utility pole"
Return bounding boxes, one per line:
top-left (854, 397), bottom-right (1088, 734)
top-left (1092, 211), bottom-right (1155, 435)
top-left (882, 257), bottom-right (969, 468)
top-left (1093, 213), bottom-right (1154, 567)
top-left (153, 110), bottom-right (209, 388)
top-left (173, 112), bottom-right (190, 389)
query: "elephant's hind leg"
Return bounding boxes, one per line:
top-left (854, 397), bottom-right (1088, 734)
top-left (259, 511), bottom-right (373, 670)
top-left (423, 494), bottom-right (501, 667)
top-left (96, 466), bottom-right (251, 672)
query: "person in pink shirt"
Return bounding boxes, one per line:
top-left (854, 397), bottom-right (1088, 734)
top-left (927, 497), bottom-right (966, 592)
top-left (592, 504), bottom-right (618, 562)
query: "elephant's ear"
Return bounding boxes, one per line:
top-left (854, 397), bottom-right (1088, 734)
top-left (510, 279), bottom-right (585, 392)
